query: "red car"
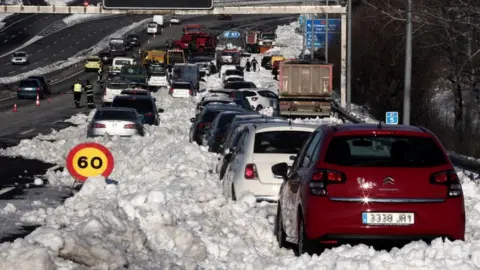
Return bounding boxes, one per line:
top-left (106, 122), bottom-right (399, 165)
top-left (272, 124), bottom-right (465, 255)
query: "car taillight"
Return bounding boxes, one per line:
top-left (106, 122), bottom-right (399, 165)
top-left (104, 89), bottom-right (107, 95)
top-left (144, 112), bottom-right (153, 117)
top-left (244, 163), bottom-right (259, 179)
top-left (215, 132), bottom-right (224, 139)
top-left (198, 122), bottom-right (210, 129)
top-left (169, 88), bottom-right (174, 94)
top-left (124, 124), bottom-right (135, 129)
top-left (189, 89), bottom-right (193, 95)
top-left (94, 123), bottom-right (106, 128)
top-left (309, 169), bottom-right (345, 196)
top-left (430, 170), bottom-right (462, 197)
top-left (17, 88), bottom-right (21, 91)
top-left (230, 92), bottom-right (235, 97)
top-left (251, 97), bottom-right (258, 101)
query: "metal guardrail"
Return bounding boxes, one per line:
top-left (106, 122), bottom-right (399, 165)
top-left (331, 100), bottom-right (480, 173)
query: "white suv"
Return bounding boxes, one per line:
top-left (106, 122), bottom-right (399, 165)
top-left (237, 88), bottom-right (278, 111)
top-left (102, 79), bottom-right (130, 105)
top-left (222, 123), bottom-right (316, 202)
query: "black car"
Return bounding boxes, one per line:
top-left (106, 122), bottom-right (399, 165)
top-left (223, 81), bottom-right (257, 90)
top-left (98, 51), bottom-right (112, 64)
top-left (206, 111), bottom-right (247, 152)
top-left (126, 34), bottom-right (140, 47)
top-left (111, 95), bottom-right (163, 126)
top-left (189, 104), bottom-right (246, 146)
top-left (218, 14), bottom-right (232, 20)
top-left (261, 56), bottom-right (272, 69)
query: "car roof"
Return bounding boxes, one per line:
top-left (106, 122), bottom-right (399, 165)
top-left (121, 89), bottom-right (149, 93)
top-left (202, 95), bottom-right (232, 102)
top-left (14, 51), bottom-right (27, 54)
top-left (251, 123), bottom-right (318, 132)
top-left (96, 107), bottom-right (137, 113)
top-left (203, 104), bottom-right (244, 111)
top-left (326, 123), bottom-right (428, 134)
top-left (238, 88), bottom-right (273, 92)
top-left (113, 95), bottom-right (152, 101)
top-left (172, 81), bottom-right (192, 84)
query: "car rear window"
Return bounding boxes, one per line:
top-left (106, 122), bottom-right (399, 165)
top-left (121, 90), bottom-right (148, 96)
top-left (254, 131), bottom-right (312, 154)
top-left (107, 82), bottom-right (129, 89)
top-left (226, 82), bottom-right (256, 89)
top-left (203, 100), bottom-right (231, 106)
top-left (87, 58), bottom-right (100, 62)
top-left (112, 99), bottom-right (153, 114)
top-left (20, 80), bottom-right (39, 87)
top-left (13, 52), bottom-right (26, 57)
top-left (172, 83), bottom-right (191, 89)
top-left (95, 110), bottom-right (135, 120)
top-left (324, 136), bottom-right (448, 167)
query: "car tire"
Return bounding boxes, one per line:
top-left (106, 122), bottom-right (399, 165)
top-left (275, 204), bottom-right (287, 248)
top-left (296, 217), bottom-right (312, 256)
top-left (256, 105), bottom-right (263, 111)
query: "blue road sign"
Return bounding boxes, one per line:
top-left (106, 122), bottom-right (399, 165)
top-left (305, 32), bottom-right (336, 49)
top-left (223, 31), bottom-right (240, 38)
top-left (306, 19), bottom-right (341, 33)
top-left (385, 112), bottom-right (399, 125)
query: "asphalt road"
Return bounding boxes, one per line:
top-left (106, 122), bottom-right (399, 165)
top-left (0, 15), bottom-right (149, 76)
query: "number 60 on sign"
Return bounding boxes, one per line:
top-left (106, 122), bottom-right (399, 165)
top-left (66, 143), bottom-right (115, 181)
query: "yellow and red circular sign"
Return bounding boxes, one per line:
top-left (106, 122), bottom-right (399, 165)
top-left (66, 143), bottom-right (114, 182)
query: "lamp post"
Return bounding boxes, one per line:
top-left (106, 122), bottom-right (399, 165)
top-left (403, 0), bottom-right (412, 125)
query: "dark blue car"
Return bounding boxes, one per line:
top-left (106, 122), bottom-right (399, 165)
top-left (112, 95), bottom-right (163, 125)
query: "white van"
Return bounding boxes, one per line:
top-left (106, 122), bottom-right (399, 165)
top-left (102, 79), bottom-right (130, 105)
top-left (152, 15), bottom-right (164, 34)
top-left (109, 57), bottom-right (135, 75)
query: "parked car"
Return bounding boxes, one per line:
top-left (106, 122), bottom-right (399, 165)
top-left (222, 69), bottom-right (244, 82)
top-left (169, 81), bottom-right (194, 98)
top-left (84, 56), bottom-right (103, 71)
top-left (170, 16), bottom-right (181, 25)
top-left (102, 79), bottom-right (130, 105)
top-left (238, 88), bottom-right (278, 111)
top-left (126, 34), bottom-right (140, 47)
top-left (222, 123), bottom-right (315, 202)
top-left (11, 51), bottom-right (29, 65)
top-left (206, 111), bottom-right (247, 152)
top-left (87, 107), bottom-right (145, 137)
top-left (17, 77), bottom-right (50, 99)
top-left (189, 104), bottom-right (246, 145)
top-left (195, 94), bottom-right (236, 115)
top-left (111, 95), bottom-right (163, 126)
top-left (223, 81), bottom-right (257, 90)
top-left (147, 64), bottom-right (169, 88)
top-left (98, 51), bottom-right (112, 64)
top-left (119, 89), bottom-right (155, 101)
top-left (272, 124), bottom-right (465, 256)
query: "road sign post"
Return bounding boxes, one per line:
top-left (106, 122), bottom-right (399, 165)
top-left (385, 111), bottom-right (399, 125)
top-left (66, 143), bottom-right (115, 182)
top-left (102, 0), bottom-right (213, 9)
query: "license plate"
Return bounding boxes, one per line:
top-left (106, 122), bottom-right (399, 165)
top-left (362, 212), bottom-right (414, 225)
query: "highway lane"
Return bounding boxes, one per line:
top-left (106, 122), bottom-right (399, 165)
top-left (0, 15), bottom-right (293, 141)
top-left (0, 15), bottom-right (149, 77)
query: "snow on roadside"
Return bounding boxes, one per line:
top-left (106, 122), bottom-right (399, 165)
top-left (0, 18), bottom-right (149, 85)
top-left (62, 14), bottom-right (115, 26)
top-left (0, 13), bottom-right (14, 31)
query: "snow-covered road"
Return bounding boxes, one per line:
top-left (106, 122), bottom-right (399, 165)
top-left (0, 21), bottom-right (480, 270)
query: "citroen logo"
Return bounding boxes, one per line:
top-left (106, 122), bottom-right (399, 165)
top-left (383, 177), bottom-right (395, 185)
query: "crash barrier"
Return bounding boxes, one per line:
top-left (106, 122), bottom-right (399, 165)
top-left (0, 5), bottom-right (347, 14)
top-left (330, 100), bottom-right (480, 174)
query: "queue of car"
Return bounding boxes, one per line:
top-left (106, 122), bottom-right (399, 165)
top-left (188, 65), bottom-right (466, 257)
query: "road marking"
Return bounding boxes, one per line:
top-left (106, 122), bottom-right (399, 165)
top-left (37, 49), bottom-right (42, 52)
top-left (21, 66), bottom-right (27, 70)
top-left (11, 35), bottom-right (15, 38)
top-left (23, 28), bottom-right (27, 30)
top-left (82, 38), bottom-right (85, 40)
top-left (53, 53), bottom-right (57, 56)
top-left (43, 57), bottom-right (48, 60)
top-left (61, 37), bottom-right (64, 40)
top-left (61, 49), bottom-right (64, 52)
top-left (20, 128), bottom-right (36, 135)
top-left (69, 45), bottom-right (72, 48)
top-left (46, 45), bottom-right (50, 48)
top-left (8, 71), bottom-right (14, 74)
top-left (3, 40), bottom-right (7, 43)
top-left (53, 120), bottom-right (63, 124)
top-left (0, 187), bottom-right (15, 196)
top-left (76, 42), bottom-right (79, 44)
top-left (53, 41), bottom-right (57, 44)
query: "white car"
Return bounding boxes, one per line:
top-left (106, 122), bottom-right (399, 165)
top-left (169, 81), bottom-right (193, 98)
top-left (222, 69), bottom-right (244, 83)
top-left (170, 16), bottom-right (181, 25)
top-left (109, 57), bottom-right (135, 75)
top-left (87, 107), bottom-right (145, 137)
top-left (238, 88), bottom-right (278, 111)
top-left (11, 51), bottom-right (29, 65)
top-left (222, 123), bottom-right (316, 202)
top-left (147, 65), bottom-right (169, 87)
top-left (102, 79), bottom-right (130, 104)
top-left (147, 22), bottom-right (158, 34)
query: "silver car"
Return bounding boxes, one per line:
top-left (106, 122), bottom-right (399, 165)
top-left (11, 51), bottom-right (29, 65)
top-left (87, 107), bottom-right (145, 138)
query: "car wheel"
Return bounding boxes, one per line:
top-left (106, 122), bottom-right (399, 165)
top-left (256, 105), bottom-right (263, 111)
top-left (296, 217), bottom-right (313, 256)
top-left (275, 204), bottom-right (287, 248)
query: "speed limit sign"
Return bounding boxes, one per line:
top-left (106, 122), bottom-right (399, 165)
top-left (66, 143), bottom-right (114, 181)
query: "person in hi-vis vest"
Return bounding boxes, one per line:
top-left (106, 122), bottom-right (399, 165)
top-left (84, 80), bottom-right (94, 109)
top-left (72, 79), bottom-right (83, 108)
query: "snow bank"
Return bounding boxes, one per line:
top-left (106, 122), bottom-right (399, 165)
top-left (62, 14), bottom-right (115, 26)
top-left (0, 13), bottom-right (13, 30)
top-left (266, 21), bottom-right (303, 58)
top-left (44, 0), bottom-right (74, 6)
top-left (2, 24), bottom-right (480, 269)
top-left (0, 18), bottom-right (150, 85)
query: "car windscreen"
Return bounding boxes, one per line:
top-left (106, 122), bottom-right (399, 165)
top-left (149, 66), bottom-right (166, 75)
top-left (19, 80), bottom-right (39, 88)
top-left (13, 52), bottom-right (26, 57)
top-left (107, 82), bottom-right (129, 89)
top-left (225, 82), bottom-right (256, 89)
top-left (148, 23), bottom-right (157, 27)
top-left (114, 60), bottom-right (132, 65)
top-left (121, 66), bottom-right (146, 75)
top-left (324, 135), bottom-right (448, 167)
top-left (172, 83), bottom-right (191, 89)
top-left (254, 131), bottom-right (312, 154)
top-left (218, 113), bottom-right (241, 128)
top-left (95, 110), bottom-right (136, 121)
top-left (112, 99), bottom-right (153, 114)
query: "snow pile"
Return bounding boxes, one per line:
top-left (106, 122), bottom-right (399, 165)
top-left (44, 0), bottom-right (74, 6)
top-left (2, 24), bottom-right (480, 269)
top-left (0, 13), bottom-right (13, 30)
top-left (62, 14), bottom-right (115, 26)
top-left (0, 18), bottom-right (150, 84)
top-left (266, 21), bottom-right (303, 58)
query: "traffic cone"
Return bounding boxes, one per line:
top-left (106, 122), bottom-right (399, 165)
top-left (13, 104), bottom-right (17, 112)
top-left (153, 33), bottom-right (156, 38)
top-left (35, 94), bottom-right (40, 106)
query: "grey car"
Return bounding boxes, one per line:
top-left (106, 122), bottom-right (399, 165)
top-left (11, 51), bottom-right (29, 65)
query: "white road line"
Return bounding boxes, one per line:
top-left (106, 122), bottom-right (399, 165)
top-left (21, 66), bottom-right (27, 70)
top-left (3, 40), bottom-right (7, 43)
top-left (37, 49), bottom-right (42, 52)
top-left (61, 49), bottom-right (64, 52)
top-left (69, 45), bottom-right (72, 48)
top-left (8, 71), bottom-right (14, 74)
top-left (76, 42), bottom-right (79, 44)
top-left (53, 41), bottom-right (57, 44)
top-left (53, 120), bottom-right (63, 124)
top-left (11, 35), bottom-right (15, 38)
top-left (0, 187), bottom-right (15, 196)
top-left (24, 28), bottom-right (27, 30)
top-left (61, 37), bottom-right (64, 40)
top-left (53, 53), bottom-right (57, 56)
top-left (20, 128), bottom-right (36, 135)
top-left (82, 38), bottom-right (85, 40)
top-left (43, 57), bottom-right (48, 61)
top-left (46, 45), bottom-right (50, 48)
